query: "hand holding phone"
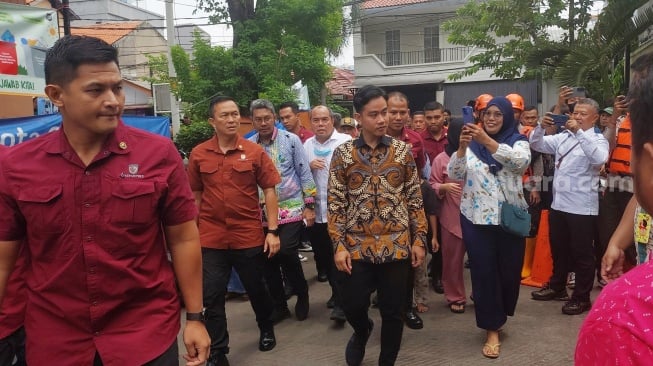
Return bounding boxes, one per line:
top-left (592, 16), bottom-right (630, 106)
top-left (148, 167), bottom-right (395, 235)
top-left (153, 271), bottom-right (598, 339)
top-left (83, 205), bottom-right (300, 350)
top-left (550, 114), bottom-right (569, 127)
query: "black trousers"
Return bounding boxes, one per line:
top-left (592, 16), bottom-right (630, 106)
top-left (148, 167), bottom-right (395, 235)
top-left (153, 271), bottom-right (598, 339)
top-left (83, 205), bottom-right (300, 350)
top-left (94, 339), bottom-right (177, 365)
top-left (202, 246), bottom-right (274, 357)
top-left (338, 260), bottom-right (410, 366)
top-left (597, 189), bottom-right (635, 275)
top-left (461, 215), bottom-right (525, 331)
top-left (265, 221), bottom-right (308, 308)
top-left (308, 222), bottom-right (342, 305)
top-left (548, 209), bottom-right (596, 302)
top-left (0, 327), bottom-right (25, 366)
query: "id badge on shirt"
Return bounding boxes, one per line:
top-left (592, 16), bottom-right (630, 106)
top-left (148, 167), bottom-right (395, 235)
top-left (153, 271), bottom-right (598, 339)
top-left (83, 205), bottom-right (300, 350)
top-left (635, 212), bottom-right (652, 243)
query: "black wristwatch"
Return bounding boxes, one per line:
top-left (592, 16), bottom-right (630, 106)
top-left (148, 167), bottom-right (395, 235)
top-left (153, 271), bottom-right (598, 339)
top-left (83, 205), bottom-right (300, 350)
top-left (267, 228), bottom-right (280, 236)
top-left (186, 308), bottom-right (206, 322)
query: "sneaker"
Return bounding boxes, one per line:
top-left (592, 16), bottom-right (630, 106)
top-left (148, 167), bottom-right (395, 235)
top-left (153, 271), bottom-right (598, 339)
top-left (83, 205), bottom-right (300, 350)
top-left (298, 254), bottom-right (308, 262)
top-left (330, 306), bottom-right (346, 322)
top-left (531, 285), bottom-right (570, 301)
top-left (567, 272), bottom-right (576, 289)
top-left (562, 299), bottom-right (591, 315)
top-left (298, 241), bottom-right (313, 252)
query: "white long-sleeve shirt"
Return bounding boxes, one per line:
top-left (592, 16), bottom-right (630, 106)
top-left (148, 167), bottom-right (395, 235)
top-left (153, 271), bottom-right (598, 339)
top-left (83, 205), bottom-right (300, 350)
top-left (529, 126), bottom-right (609, 215)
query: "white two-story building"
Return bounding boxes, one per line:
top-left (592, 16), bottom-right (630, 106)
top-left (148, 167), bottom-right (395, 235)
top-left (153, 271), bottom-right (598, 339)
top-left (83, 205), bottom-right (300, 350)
top-left (353, 0), bottom-right (539, 116)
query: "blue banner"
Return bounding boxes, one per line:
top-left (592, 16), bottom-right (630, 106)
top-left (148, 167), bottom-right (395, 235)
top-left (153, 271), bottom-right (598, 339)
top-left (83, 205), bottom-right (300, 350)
top-left (0, 114), bottom-right (171, 147)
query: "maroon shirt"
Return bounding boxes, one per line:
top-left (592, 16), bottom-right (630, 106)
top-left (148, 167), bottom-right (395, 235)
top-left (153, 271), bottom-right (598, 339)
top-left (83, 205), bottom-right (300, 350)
top-left (187, 136), bottom-right (281, 249)
top-left (421, 128), bottom-right (448, 163)
top-left (396, 127), bottom-right (426, 173)
top-left (296, 126), bottom-right (315, 144)
top-left (0, 122), bottom-right (198, 365)
top-left (0, 145), bottom-right (26, 340)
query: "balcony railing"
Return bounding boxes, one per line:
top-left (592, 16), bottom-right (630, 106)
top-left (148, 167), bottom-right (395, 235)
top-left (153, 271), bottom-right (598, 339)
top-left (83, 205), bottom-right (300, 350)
top-left (374, 47), bottom-right (472, 66)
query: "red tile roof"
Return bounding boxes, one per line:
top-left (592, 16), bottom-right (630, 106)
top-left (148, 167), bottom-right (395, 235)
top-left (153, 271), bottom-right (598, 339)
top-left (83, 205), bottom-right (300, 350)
top-left (361, 0), bottom-right (430, 9)
top-left (327, 68), bottom-right (355, 99)
top-left (71, 21), bottom-right (142, 45)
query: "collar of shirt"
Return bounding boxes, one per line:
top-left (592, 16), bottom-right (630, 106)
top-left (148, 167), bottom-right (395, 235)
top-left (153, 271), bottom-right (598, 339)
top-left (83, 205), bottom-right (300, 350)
top-left (205, 135), bottom-right (247, 155)
top-left (353, 134), bottom-right (393, 148)
top-left (43, 121), bottom-right (132, 161)
top-left (421, 128), bottom-right (447, 142)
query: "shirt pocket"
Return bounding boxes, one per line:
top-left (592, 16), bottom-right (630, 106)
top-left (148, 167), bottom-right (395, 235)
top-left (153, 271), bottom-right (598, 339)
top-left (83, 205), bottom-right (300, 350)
top-left (230, 160), bottom-right (254, 186)
top-left (199, 165), bottom-right (220, 186)
top-left (110, 181), bottom-right (157, 226)
top-left (18, 184), bottom-right (66, 235)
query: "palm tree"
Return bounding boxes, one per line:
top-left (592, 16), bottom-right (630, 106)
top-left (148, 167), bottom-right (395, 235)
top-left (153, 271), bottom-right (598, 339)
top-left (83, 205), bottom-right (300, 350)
top-left (534, 0), bottom-right (653, 103)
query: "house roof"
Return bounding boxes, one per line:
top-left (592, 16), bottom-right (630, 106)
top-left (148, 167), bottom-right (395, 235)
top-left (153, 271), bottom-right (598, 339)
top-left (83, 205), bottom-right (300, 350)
top-left (361, 0), bottom-right (430, 9)
top-left (71, 21), bottom-right (143, 44)
top-left (327, 68), bottom-right (355, 99)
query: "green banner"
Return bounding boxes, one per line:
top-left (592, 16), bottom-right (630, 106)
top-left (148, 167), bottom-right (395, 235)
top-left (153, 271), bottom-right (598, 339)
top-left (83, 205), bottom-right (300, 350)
top-left (0, 2), bottom-right (59, 96)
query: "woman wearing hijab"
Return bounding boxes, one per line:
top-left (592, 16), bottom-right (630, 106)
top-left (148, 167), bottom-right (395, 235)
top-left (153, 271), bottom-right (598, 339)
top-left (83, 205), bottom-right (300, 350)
top-left (447, 97), bottom-right (531, 359)
top-left (429, 120), bottom-right (466, 314)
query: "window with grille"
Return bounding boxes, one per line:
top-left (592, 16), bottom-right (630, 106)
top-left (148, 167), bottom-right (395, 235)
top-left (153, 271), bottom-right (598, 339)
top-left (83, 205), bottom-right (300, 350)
top-left (385, 30), bottom-right (400, 66)
top-left (424, 25), bottom-right (440, 63)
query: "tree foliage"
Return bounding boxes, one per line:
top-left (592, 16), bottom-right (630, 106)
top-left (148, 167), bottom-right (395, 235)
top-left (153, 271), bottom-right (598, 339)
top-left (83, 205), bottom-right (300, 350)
top-left (443, 0), bottom-right (594, 81)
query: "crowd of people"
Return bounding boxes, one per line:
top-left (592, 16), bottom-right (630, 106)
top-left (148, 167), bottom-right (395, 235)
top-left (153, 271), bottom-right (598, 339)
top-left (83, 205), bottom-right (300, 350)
top-left (1, 34), bottom-right (653, 366)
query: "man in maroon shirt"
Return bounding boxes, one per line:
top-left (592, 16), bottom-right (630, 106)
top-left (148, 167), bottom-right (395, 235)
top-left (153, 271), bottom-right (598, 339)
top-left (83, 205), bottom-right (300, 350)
top-left (187, 96), bottom-right (282, 366)
top-left (0, 35), bottom-right (209, 366)
top-left (0, 145), bottom-right (26, 366)
top-left (421, 101), bottom-right (448, 163)
top-left (279, 101), bottom-right (314, 143)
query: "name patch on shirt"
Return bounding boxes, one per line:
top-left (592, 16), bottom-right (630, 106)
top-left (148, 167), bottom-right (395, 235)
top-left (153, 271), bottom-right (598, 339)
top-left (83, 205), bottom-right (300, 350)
top-left (120, 163), bottom-right (145, 179)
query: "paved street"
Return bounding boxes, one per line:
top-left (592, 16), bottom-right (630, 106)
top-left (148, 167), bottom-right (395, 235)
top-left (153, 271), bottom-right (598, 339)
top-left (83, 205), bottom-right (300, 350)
top-left (179, 253), bottom-right (599, 366)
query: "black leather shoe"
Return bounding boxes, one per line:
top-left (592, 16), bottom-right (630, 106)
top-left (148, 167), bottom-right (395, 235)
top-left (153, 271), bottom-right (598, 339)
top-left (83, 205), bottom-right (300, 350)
top-left (403, 308), bottom-right (424, 330)
top-left (330, 306), bottom-right (346, 322)
top-left (531, 285), bottom-right (569, 301)
top-left (295, 294), bottom-right (309, 321)
top-left (270, 306), bottom-right (291, 324)
top-left (562, 299), bottom-right (591, 315)
top-left (345, 318), bottom-right (373, 366)
top-left (326, 295), bottom-right (336, 309)
top-left (433, 279), bottom-right (444, 294)
top-left (259, 329), bottom-right (277, 352)
top-left (207, 353), bottom-right (230, 366)
top-left (317, 272), bottom-right (328, 282)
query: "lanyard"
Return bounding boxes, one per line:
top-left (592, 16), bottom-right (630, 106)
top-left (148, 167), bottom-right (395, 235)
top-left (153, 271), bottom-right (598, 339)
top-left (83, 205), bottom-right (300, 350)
top-left (555, 135), bottom-right (580, 169)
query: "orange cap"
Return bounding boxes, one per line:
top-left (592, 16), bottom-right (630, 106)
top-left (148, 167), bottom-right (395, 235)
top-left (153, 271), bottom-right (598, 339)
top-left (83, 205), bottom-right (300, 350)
top-left (475, 94), bottom-right (493, 111)
top-left (506, 93), bottom-right (524, 111)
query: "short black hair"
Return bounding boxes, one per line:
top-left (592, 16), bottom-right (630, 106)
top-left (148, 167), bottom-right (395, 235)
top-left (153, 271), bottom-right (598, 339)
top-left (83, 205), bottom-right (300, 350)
top-left (629, 52), bottom-right (653, 154)
top-left (44, 35), bottom-right (119, 87)
top-left (279, 101), bottom-right (299, 114)
top-left (424, 101), bottom-right (444, 112)
top-left (412, 110), bottom-right (425, 117)
top-left (353, 85), bottom-right (386, 113)
top-left (443, 109), bottom-right (451, 115)
top-left (209, 96), bottom-right (237, 117)
top-left (523, 105), bottom-right (537, 113)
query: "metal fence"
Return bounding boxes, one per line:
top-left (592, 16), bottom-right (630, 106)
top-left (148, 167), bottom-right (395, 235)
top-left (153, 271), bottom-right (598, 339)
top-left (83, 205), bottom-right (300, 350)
top-left (375, 47), bottom-right (472, 66)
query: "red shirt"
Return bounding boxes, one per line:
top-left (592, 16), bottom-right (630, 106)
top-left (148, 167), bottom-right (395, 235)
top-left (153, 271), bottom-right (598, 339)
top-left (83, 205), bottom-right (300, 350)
top-left (187, 136), bottom-right (281, 249)
top-left (396, 127), bottom-right (426, 173)
top-left (0, 145), bottom-right (26, 340)
top-left (296, 126), bottom-right (315, 144)
top-left (0, 123), bottom-right (198, 365)
top-left (421, 128), bottom-right (448, 163)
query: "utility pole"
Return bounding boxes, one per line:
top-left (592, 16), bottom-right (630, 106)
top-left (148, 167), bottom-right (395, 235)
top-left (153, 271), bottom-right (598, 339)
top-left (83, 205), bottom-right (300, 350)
top-left (62, 0), bottom-right (71, 36)
top-left (165, 0), bottom-right (181, 137)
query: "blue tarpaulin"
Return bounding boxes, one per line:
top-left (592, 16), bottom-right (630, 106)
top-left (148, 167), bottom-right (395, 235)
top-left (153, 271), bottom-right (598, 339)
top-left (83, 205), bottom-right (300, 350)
top-left (0, 114), bottom-right (171, 146)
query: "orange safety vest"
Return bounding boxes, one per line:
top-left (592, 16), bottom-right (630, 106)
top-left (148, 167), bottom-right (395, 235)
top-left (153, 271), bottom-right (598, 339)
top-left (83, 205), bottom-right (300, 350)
top-left (607, 115), bottom-right (632, 176)
top-left (520, 126), bottom-right (535, 184)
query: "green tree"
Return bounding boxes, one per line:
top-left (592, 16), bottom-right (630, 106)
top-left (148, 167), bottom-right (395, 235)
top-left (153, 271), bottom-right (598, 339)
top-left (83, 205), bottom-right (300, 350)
top-left (442, 0), bottom-right (594, 81)
top-left (195, 0), bottom-right (346, 105)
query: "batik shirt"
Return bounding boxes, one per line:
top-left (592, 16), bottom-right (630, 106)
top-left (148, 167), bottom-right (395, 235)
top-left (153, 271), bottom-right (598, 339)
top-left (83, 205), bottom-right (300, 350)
top-left (328, 135), bottom-right (427, 263)
top-left (250, 128), bottom-right (316, 225)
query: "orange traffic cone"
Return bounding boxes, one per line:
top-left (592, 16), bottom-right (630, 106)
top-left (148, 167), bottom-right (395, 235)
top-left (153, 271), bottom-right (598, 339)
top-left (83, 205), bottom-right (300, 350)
top-left (521, 209), bottom-right (553, 287)
top-left (521, 237), bottom-right (536, 279)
